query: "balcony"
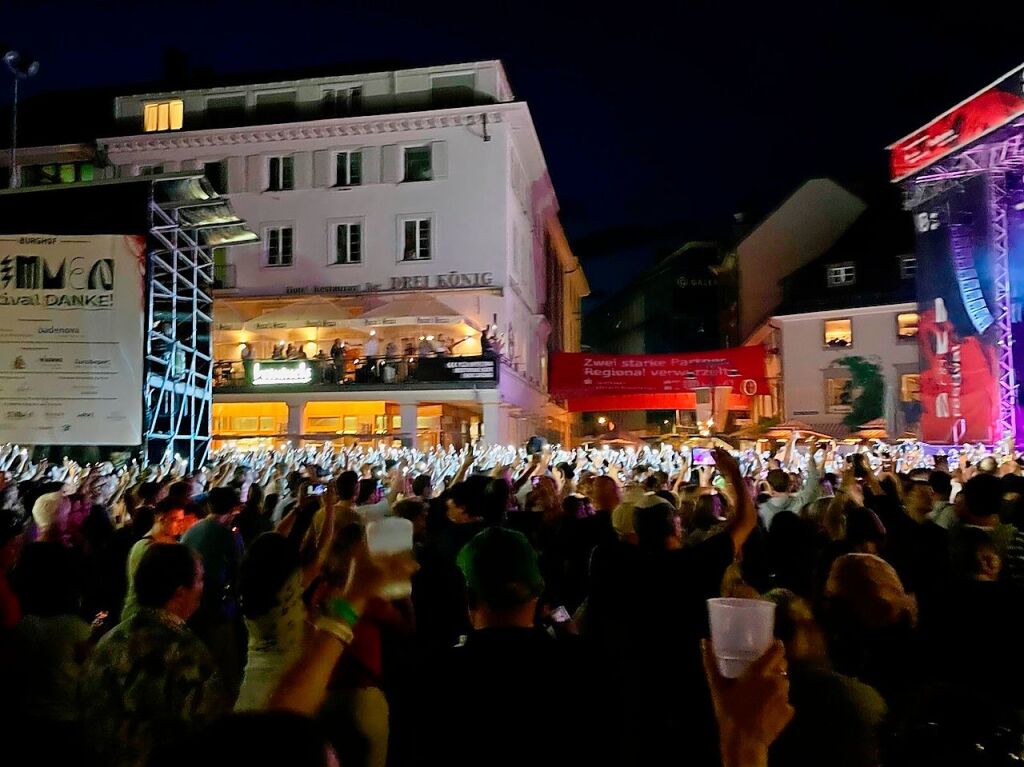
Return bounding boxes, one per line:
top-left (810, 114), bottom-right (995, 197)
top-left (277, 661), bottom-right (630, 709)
top-left (213, 263), bottom-right (236, 290)
top-left (213, 354), bottom-right (498, 394)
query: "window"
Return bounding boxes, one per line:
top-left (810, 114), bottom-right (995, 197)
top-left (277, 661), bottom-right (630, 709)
top-left (21, 162), bottom-right (93, 186)
top-left (403, 146), bottom-right (432, 182)
top-left (204, 161), bottom-right (227, 194)
top-left (431, 73), bottom-right (475, 107)
top-left (323, 86), bottom-right (363, 116)
top-left (826, 377), bottom-right (853, 414)
top-left (138, 165), bottom-right (164, 176)
top-left (268, 156), bottom-right (294, 191)
top-left (255, 90), bottom-right (297, 122)
top-left (265, 226), bottom-right (294, 267)
top-left (897, 312), bottom-right (920, 340)
top-left (401, 218), bottom-right (432, 261)
top-left (143, 99), bottom-right (184, 132)
top-left (206, 95), bottom-right (246, 127)
top-left (900, 255), bottom-right (917, 280)
top-left (824, 318), bottom-right (852, 347)
top-left (900, 373), bottom-right (921, 403)
top-left (826, 263), bottom-right (856, 287)
top-left (333, 222), bottom-right (362, 264)
top-left (335, 151), bottom-right (362, 186)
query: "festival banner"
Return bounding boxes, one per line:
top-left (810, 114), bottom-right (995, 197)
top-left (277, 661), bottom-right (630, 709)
top-left (0, 234), bottom-right (146, 445)
top-left (549, 347), bottom-right (768, 406)
top-left (915, 177), bottom-right (1000, 443)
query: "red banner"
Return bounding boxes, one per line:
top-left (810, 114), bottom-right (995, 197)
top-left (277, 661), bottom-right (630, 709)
top-left (549, 347), bottom-right (768, 403)
top-left (889, 62), bottom-right (1024, 182)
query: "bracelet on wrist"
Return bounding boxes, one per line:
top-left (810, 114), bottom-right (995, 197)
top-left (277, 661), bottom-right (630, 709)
top-left (313, 615), bottom-right (355, 645)
top-left (325, 596), bottom-right (360, 626)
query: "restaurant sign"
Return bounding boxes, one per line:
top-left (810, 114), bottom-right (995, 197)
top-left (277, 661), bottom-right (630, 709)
top-left (250, 360), bottom-right (313, 386)
top-left (285, 271), bottom-right (495, 296)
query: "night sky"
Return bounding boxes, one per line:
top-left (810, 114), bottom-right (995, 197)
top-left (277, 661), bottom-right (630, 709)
top-left (3, 1), bottom-right (1024, 304)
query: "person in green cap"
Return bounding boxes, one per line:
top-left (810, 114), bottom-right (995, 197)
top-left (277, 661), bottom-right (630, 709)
top-left (412, 526), bottom-right (611, 767)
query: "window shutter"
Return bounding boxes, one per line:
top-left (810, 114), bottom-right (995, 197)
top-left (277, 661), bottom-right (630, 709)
top-left (381, 145), bottom-right (399, 183)
top-left (361, 147), bottom-right (380, 184)
top-left (431, 141), bottom-right (448, 179)
top-left (226, 157), bottom-right (245, 193)
top-left (313, 150), bottom-right (330, 187)
top-left (293, 152), bottom-right (313, 189)
top-left (246, 155), bottom-right (264, 192)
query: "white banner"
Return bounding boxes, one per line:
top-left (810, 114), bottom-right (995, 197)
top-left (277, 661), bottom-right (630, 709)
top-left (0, 234), bottom-right (145, 445)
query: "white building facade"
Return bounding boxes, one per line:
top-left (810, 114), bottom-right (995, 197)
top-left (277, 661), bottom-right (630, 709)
top-left (86, 61), bottom-right (586, 448)
top-left (771, 303), bottom-right (921, 437)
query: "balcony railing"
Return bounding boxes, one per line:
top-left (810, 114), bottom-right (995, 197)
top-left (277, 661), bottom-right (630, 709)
top-left (213, 263), bottom-right (236, 289)
top-left (213, 354), bottom-right (499, 393)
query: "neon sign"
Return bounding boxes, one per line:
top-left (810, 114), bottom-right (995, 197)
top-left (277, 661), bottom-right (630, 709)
top-left (251, 361), bottom-right (312, 386)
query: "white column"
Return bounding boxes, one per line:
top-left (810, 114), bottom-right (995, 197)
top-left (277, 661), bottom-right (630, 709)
top-left (398, 403), bottom-right (418, 447)
top-left (286, 402), bottom-right (304, 444)
top-left (483, 402), bottom-right (505, 446)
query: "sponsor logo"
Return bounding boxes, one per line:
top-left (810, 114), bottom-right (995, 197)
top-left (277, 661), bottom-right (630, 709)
top-left (0, 254), bottom-right (114, 291)
top-left (39, 357), bottom-right (62, 363)
top-left (13, 356), bottom-right (25, 370)
top-left (7, 410), bottom-right (32, 419)
top-left (77, 412), bottom-right (94, 418)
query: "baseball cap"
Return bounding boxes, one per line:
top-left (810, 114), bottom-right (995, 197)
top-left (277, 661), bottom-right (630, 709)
top-left (457, 527), bottom-right (544, 609)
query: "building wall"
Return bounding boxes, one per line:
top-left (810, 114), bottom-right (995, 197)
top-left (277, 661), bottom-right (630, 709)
top-left (10, 61), bottom-right (587, 446)
top-left (775, 302), bottom-right (919, 431)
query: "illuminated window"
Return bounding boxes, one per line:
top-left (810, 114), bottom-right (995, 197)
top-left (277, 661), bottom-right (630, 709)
top-left (401, 217), bottom-right (432, 261)
top-left (335, 151), bottom-right (362, 186)
top-left (403, 146), bottom-right (432, 182)
top-left (826, 377), bottom-right (853, 414)
top-left (897, 312), bottom-right (920, 340)
top-left (900, 373), bottom-right (921, 402)
top-left (900, 255), bottom-right (917, 280)
top-left (265, 225), bottom-right (293, 267)
top-left (333, 222), bottom-right (362, 265)
top-left (824, 318), bottom-right (852, 348)
top-left (22, 162), bottom-right (94, 186)
top-left (143, 100), bottom-right (184, 132)
top-left (268, 156), bottom-right (294, 191)
top-left (826, 263), bottom-right (856, 287)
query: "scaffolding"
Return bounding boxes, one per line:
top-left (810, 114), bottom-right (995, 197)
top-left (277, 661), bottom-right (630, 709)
top-left (145, 175), bottom-right (256, 469)
top-left (903, 129), bottom-right (1024, 442)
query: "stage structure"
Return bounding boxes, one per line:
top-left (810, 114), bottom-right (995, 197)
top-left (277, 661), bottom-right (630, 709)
top-left (890, 63), bottom-right (1024, 444)
top-left (0, 174), bottom-right (256, 468)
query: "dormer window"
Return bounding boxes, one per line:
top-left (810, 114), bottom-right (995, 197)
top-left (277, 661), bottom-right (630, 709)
top-left (826, 262), bottom-right (856, 288)
top-left (143, 100), bottom-right (184, 132)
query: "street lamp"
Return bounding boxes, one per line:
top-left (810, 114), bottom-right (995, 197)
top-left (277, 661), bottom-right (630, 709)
top-left (4, 50), bottom-right (40, 189)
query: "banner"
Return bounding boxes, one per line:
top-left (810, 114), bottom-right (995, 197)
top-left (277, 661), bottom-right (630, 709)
top-left (0, 234), bottom-right (146, 445)
top-left (890, 62), bottom-right (1024, 182)
top-left (549, 347), bottom-right (768, 403)
top-left (915, 177), bottom-right (999, 443)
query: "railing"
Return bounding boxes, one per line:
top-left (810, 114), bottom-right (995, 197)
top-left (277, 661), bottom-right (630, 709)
top-left (213, 354), bottom-right (499, 392)
top-left (213, 263), bottom-right (236, 289)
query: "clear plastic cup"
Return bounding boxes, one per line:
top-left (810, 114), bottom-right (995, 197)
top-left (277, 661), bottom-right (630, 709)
top-left (707, 597), bottom-right (776, 679)
top-left (366, 517), bottom-right (414, 599)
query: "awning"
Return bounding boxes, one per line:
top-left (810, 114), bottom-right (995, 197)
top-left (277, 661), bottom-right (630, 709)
top-left (243, 297), bottom-right (354, 332)
top-left (213, 302), bottom-right (247, 331)
top-left (346, 294), bottom-right (475, 329)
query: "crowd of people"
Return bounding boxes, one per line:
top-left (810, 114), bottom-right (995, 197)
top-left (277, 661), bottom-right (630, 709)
top-left (1, 433), bottom-right (1023, 766)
